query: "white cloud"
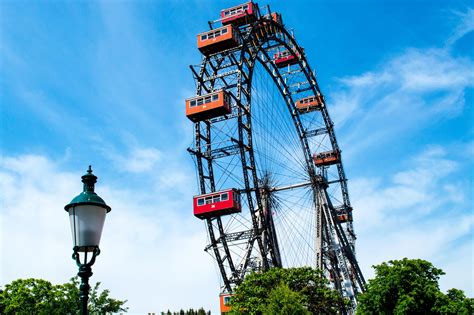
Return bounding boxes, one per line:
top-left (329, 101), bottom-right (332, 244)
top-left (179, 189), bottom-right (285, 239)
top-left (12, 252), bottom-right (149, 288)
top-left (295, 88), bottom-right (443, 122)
top-left (392, 147), bottom-right (458, 188)
top-left (398, 51), bottom-right (472, 92)
top-left (438, 241), bottom-right (474, 294)
top-left (0, 155), bottom-right (78, 284)
top-left (0, 154), bottom-right (221, 313)
top-left (122, 147), bottom-right (161, 173)
top-left (352, 146), bottom-right (473, 295)
top-left (103, 146), bottom-right (162, 173)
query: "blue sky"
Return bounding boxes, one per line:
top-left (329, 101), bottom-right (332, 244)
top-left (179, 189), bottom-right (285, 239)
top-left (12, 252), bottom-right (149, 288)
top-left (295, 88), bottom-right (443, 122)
top-left (1, 0), bottom-right (473, 313)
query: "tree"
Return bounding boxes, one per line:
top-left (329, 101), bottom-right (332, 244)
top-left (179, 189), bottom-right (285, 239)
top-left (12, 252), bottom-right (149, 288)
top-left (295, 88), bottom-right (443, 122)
top-left (357, 258), bottom-right (473, 315)
top-left (433, 288), bottom-right (474, 315)
top-left (88, 280), bottom-right (128, 313)
top-left (0, 278), bottom-right (61, 314)
top-left (229, 267), bottom-right (345, 314)
top-left (263, 283), bottom-right (310, 315)
top-left (0, 277), bottom-right (127, 314)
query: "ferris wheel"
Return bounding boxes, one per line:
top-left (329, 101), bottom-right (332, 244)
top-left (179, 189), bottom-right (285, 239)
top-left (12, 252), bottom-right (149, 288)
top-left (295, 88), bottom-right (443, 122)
top-left (186, 1), bottom-right (365, 312)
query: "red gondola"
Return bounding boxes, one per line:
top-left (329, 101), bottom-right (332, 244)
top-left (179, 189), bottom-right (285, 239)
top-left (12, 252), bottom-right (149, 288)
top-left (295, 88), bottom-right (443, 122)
top-left (193, 189), bottom-right (241, 219)
top-left (273, 48), bottom-right (301, 68)
top-left (221, 1), bottom-right (258, 26)
top-left (197, 25), bottom-right (241, 56)
top-left (313, 150), bottom-right (340, 166)
top-left (185, 90), bottom-right (232, 122)
top-left (295, 95), bottom-right (324, 113)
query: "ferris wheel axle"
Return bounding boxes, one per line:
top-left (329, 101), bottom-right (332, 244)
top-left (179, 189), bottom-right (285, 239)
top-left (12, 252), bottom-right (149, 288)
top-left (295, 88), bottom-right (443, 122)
top-left (269, 181), bottom-right (311, 192)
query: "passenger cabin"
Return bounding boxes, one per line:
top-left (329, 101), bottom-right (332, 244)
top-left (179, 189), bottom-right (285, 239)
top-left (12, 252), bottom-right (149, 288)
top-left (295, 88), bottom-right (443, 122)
top-left (185, 90), bottom-right (232, 122)
top-left (274, 49), bottom-right (301, 68)
top-left (255, 12), bottom-right (282, 39)
top-left (197, 25), bottom-right (240, 56)
top-left (259, 12), bottom-right (282, 27)
top-left (337, 212), bottom-right (353, 223)
top-left (313, 150), bottom-right (340, 167)
top-left (221, 1), bottom-right (258, 26)
top-left (336, 206), bottom-right (353, 223)
top-left (219, 293), bottom-right (233, 313)
top-left (295, 95), bottom-right (324, 113)
top-left (269, 12), bottom-right (282, 25)
top-left (193, 189), bottom-right (241, 219)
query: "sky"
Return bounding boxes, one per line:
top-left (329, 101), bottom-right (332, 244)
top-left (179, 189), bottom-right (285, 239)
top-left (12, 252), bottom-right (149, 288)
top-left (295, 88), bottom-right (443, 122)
top-left (0, 0), bottom-right (473, 313)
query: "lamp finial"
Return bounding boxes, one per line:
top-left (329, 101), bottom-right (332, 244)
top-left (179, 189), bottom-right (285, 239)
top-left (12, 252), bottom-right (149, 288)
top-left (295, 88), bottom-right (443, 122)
top-left (82, 165), bottom-right (97, 193)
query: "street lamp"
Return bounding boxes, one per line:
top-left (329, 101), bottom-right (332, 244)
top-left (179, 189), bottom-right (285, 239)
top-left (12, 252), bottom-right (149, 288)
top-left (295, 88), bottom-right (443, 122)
top-left (65, 166), bottom-right (111, 315)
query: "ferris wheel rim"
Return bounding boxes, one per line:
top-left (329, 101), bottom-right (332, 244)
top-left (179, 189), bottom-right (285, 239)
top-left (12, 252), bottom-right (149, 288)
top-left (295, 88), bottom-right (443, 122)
top-left (189, 12), bottom-right (364, 304)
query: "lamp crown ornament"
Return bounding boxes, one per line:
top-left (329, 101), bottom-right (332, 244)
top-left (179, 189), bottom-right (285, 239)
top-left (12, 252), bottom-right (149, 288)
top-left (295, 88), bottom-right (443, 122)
top-left (65, 165), bottom-right (111, 213)
top-left (82, 165), bottom-right (97, 193)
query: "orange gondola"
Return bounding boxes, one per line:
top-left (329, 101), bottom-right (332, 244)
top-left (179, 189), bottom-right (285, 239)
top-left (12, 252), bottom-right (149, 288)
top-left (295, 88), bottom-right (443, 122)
top-left (219, 293), bottom-right (234, 313)
top-left (197, 25), bottom-right (241, 56)
top-left (313, 150), bottom-right (340, 166)
top-left (185, 90), bottom-right (232, 122)
top-left (295, 95), bottom-right (324, 113)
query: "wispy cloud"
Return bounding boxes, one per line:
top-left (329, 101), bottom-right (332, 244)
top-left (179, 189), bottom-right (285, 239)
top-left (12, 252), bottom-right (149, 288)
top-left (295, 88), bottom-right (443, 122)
top-left (327, 8), bottom-right (474, 161)
top-left (330, 47), bottom-right (473, 159)
top-left (446, 8), bottom-right (474, 46)
top-left (106, 146), bottom-right (162, 173)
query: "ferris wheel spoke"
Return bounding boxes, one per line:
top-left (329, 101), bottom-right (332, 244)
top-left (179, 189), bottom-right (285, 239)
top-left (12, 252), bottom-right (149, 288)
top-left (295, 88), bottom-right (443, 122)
top-left (252, 148), bottom-right (307, 182)
top-left (274, 199), bottom-right (315, 266)
top-left (252, 106), bottom-right (303, 160)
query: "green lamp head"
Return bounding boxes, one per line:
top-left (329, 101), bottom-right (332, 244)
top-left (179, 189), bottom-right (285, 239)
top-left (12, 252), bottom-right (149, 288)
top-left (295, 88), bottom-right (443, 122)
top-left (65, 166), bottom-right (111, 252)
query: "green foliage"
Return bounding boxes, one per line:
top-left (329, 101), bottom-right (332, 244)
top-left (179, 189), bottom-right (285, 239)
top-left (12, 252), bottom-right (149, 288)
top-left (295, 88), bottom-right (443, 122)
top-left (263, 283), bottom-right (310, 315)
top-left (230, 267), bottom-right (344, 314)
top-left (0, 277), bottom-right (127, 314)
top-left (432, 288), bottom-right (474, 315)
top-left (357, 258), bottom-right (444, 314)
top-left (357, 258), bottom-right (473, 315)
top-left (88, 281), bottom-right (128, 313)
top-left (0, 278), bottom-right (61, 314)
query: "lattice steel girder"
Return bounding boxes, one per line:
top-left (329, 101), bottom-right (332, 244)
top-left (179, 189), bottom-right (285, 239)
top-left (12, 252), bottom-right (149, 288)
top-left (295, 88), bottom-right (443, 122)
top-left (205, 229), bottom-right (256, 252)
top-left (290, 85), bottom-right (315, 95)
top-left (201, 69), bottom-right (240, 83)
top-left (209, 112), bottom-right (240, 123)
top-left (280, 68), bottom-right (305, 77)
top-left (304, 127), bottom-right (328, 137)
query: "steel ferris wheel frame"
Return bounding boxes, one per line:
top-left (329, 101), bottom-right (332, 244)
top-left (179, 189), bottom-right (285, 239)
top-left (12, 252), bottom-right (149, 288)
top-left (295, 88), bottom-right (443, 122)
top-left (188, 4), bottom-right (366, 311)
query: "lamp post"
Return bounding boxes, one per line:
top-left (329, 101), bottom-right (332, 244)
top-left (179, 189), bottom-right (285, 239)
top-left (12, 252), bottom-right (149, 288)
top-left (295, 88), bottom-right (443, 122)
top-left (65, 166), bottom-right (111, 315)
